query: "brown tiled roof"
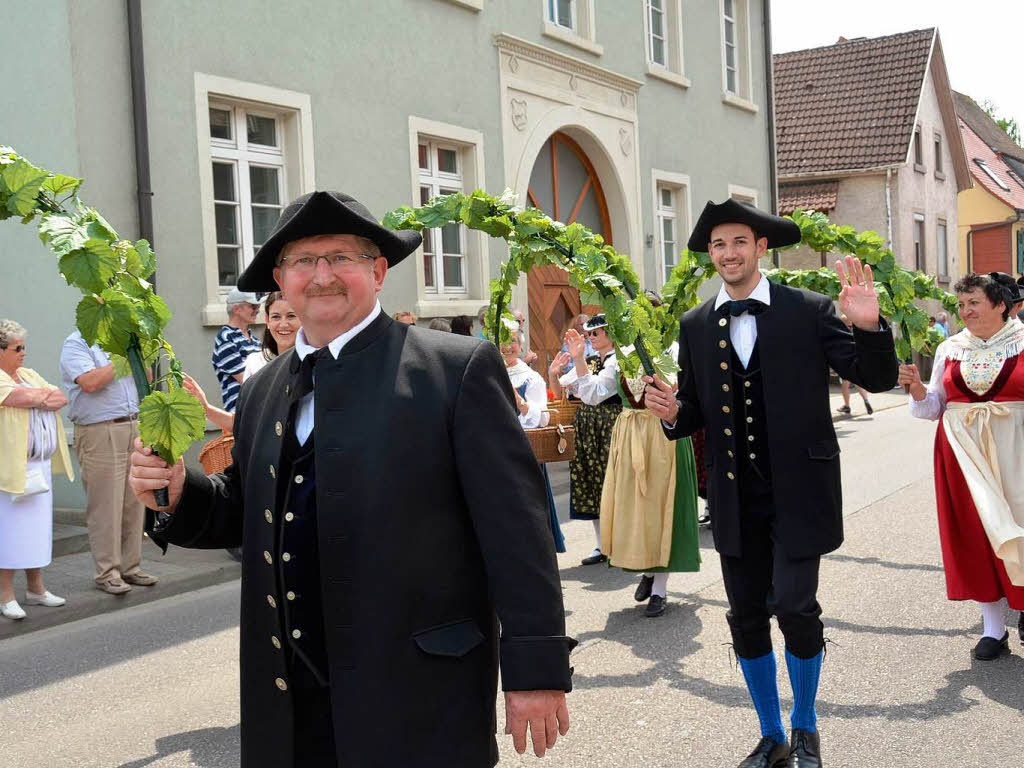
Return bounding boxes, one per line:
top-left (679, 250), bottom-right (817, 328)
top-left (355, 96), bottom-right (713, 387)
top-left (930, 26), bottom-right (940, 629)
top-left (774, 29), bottom-right (935, 176)
top-left (953, 90), bottom-right (1024, 162)
top-left (778, 180), bottom-right (839, 215)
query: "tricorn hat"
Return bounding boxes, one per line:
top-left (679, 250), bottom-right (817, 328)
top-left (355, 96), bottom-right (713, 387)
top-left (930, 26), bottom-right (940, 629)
top-left (988, 271), bottom-right (1024, 305)
top-left (687, 198), bottom-right (801, 252)
top-left (238, 191), bottom-right (422, 292)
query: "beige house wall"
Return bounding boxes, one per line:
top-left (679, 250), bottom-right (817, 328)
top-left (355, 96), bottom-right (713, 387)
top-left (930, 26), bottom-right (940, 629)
top-left (891, 66), bottom-right (960, 284)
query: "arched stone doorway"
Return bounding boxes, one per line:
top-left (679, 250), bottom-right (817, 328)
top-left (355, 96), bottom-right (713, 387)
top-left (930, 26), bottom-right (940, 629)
top-left (526, 131), bottom-right (612, 373)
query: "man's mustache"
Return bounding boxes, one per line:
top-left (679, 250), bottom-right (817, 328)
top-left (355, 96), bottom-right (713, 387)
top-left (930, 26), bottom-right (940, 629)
top-left (304, 283), bottom-right (348, 297)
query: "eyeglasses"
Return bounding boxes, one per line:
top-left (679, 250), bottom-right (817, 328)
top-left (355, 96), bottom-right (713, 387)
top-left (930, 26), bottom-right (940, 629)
top-left (13, 345), bottom-right (25, 353)
top-left (586, 330), bottom-right (603, 338)
top-left (279, 252), bottom-right (376, 275)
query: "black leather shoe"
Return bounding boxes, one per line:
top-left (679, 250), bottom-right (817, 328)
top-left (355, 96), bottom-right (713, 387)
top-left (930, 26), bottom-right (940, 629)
top-left (634, 575), bottom-right (654, 602)
top-left (581, 551), bottom-right (607, 566)
top-left (1017, 611), bottom-right (1023, 644)
top-left (974, 632), bottom-right (1009, 660)
top-left (645, 594), bottom-right (666, 617)
top-left (863, 400), bottom-right (873, 414)
top-left (737, 736), bottom-right (789, 768)
top-left (787, 729), bottom-right (821, 767)
top-left (698, 510), bottom-right (711, 527)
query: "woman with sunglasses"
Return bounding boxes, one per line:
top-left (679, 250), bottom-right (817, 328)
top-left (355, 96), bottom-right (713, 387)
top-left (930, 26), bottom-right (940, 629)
top-left (0, 319), bottom-right (74, 620)
top-left (549, 315), bottom-right (622, 566)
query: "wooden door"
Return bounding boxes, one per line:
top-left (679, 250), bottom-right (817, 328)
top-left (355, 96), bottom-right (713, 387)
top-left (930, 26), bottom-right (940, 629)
top-left (526, 132), bottom-right (612, 372)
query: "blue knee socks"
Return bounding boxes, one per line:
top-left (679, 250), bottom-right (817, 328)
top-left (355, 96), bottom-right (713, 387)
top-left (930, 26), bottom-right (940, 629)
top-left (784, 649), bottom-right (823, 732)
top-left (738, 652), bottom-right (786, 745)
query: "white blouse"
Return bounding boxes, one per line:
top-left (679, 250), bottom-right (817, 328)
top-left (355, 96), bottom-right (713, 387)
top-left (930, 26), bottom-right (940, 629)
top-left (506, 361), bottom-right (550, 429)
top-left (558, 352), bottom-right (619, 406)
top-left (242, 351), bottom-right (270, 382)
top-left (908, 343), bottom-right (949, 421)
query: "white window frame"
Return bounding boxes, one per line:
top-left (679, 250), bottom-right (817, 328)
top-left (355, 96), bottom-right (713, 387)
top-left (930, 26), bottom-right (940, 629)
top-left (975, 159), bottom-right (1012, 192)
top-left (936, 219), bottom-right (949, 279)
top-left (541, 0), bottom-right (602, 56)
top-left (408, 117), bottom-right (488, 318)
top-left (719, 0), bottom-right (757, 113)
top-left (913, 213), bottom-right (926, 272)
top-left (643, 0), bottom-right (690, 89)
top-left (913, 126), bottom-right (925, 172)
top-left (728, 183), bottom-right (759, 206)
top-left (195, 74), bottom-right (314, 326)
top-left (651, 170), bottom-right (692, 289)
top-left (418, 140), bottom-right (469, 297)
top-left (933, 131), bottom-right (945, 179)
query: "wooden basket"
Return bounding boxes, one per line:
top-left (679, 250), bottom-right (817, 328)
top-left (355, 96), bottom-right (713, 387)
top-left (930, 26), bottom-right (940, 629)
top-left (526, 413), bottom-right (576, 463)
top-left (198, 432), bottom-right (235, 474)
top-left (547, 396), bottom-right (580, 427)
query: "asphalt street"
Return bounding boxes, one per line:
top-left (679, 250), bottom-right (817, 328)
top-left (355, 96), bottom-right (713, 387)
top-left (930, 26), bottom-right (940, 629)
top-left (0, 401), bottom-right (1021, 767)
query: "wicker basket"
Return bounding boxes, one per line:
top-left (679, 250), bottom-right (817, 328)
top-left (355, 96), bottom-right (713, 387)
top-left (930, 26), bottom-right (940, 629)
top-left (526, 413), bottom-right (576, 463)
top-left (547, 396), bottom-right (580, 427)
top-left (198, 432), bottom-right (235, 474)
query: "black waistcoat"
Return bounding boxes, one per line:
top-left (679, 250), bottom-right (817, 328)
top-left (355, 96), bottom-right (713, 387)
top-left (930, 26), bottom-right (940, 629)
top-left (274, 416), bottom-right (329, 685)
top-left (730, 342), bottom-right (772, 498)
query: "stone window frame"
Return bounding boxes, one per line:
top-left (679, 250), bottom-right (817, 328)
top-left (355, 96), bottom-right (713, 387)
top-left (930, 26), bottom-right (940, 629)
top-left (651, 170), bottom-right (692, 289)
top-left (541, 0), bottom-right (603, 56)
top-left (913, 126), bottom-right (926, 173)
top-left (933, 131), bottom-right (945, 180)
top-left (407, 116), bottom-right (489, 319)
top-left (195, 73), bottom-right (314, 327)
top-left (913, 212), bottom-right (926, 272)
top-left (936, 218), bottom-right (949, 282)
top-left (438, 0), bottom-right (483, 10)
top-left (728, 183), bottom-right (759, 206)
top-left (643, 0), bottom-right (690, 89)
top-left (719, 0), bottom-right (757, 113)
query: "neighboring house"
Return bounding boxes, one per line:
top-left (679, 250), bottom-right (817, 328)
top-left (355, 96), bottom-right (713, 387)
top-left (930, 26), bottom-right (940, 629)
top-left (3, 0), bottom-right (776, 510)
top-left (773, 28), bottom-right (971, 284)
top-left (953, 91), bottom-right (1024, 278)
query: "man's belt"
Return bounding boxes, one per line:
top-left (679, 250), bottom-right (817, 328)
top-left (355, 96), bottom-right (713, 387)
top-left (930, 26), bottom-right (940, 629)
top-left (109, 414), bottom-right (138, 424)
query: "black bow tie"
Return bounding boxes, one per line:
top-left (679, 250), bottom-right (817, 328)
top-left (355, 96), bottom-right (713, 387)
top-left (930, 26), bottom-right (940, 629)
top-left (289, 347), bottom-right (335, 401)
top-left (719, 298), bottom-right (768, 317)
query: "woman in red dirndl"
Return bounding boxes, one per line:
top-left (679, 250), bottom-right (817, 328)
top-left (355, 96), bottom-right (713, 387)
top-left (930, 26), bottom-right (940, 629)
top-left (902, 273), bottom-right (1024, 660)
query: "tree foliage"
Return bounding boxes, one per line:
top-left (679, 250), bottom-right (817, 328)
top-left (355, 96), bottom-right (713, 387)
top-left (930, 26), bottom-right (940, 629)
top-left (0, 147), bottom-right (204, 465)
top-left (384, 192), bottom-right (956, 373)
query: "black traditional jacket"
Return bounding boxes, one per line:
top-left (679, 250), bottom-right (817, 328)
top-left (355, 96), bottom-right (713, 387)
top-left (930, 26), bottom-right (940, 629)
top-left (663, 281), bottom-right (899, 558)
top-left (152, 312), bottom-right (574, 768)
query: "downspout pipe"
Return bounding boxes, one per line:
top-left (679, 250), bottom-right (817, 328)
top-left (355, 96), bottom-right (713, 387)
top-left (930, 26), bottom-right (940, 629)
top-left (127, 0), bottom-right (155, 291)
top-left (763, 0), bottom-right (779, 267)
top-left (885, 168), bottom-right (893, 249)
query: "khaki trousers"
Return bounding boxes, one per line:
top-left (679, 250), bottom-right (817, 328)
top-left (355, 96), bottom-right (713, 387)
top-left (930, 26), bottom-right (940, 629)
top-left (73, 420), bottom-right (144, 582)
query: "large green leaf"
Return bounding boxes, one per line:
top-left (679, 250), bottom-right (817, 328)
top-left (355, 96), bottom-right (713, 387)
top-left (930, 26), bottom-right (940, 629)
top-left (76, 290), bottom-right (134, 356)
top-left (138, 388), bottom-right (207, 465)
top-left (59, 245), bottom-right (120, 295)
top-left (131, 293), bottom-right (171, 339)
top-left (131, 239), bottom-right (156, 278)
top-left (1, 159), bottom-right (48, 216)
top-left (41, 173), bottom-right (83, 198)
top-left (38, 212), bottom-right (88, 256)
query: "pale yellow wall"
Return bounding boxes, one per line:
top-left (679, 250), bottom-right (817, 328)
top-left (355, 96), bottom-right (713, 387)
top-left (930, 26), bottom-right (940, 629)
top-left (956, 183), bottom-right (1013, 276)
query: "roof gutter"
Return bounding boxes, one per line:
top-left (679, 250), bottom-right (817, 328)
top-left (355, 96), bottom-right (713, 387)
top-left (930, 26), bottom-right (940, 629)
top-left (126, 0), bottom-right (156, 290)
top-left (763, 0), bottom-right (779, 267)
top-left (779, 164), bottom-right (903, 182)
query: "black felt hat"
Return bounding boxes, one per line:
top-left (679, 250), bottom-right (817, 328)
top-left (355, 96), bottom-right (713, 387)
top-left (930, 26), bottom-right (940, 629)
top-left (988, 272), bottom-right (1024, 305)
top-left (583, 314), bottom-right (608, 331)
top-left (237, 191), bottom-right (422, 292)
top-left (687, 198), bottom-right (802, 252)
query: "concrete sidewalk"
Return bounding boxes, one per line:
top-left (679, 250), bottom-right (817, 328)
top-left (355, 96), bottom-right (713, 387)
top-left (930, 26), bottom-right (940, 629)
top-left (0, 541), bottom-right (240, 641)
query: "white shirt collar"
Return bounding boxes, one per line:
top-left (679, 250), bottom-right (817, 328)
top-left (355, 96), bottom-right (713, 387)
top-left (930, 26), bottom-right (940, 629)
top-left (294, 300), bottom-right (382, 361)
top-left (714, 272), bottom-right (772, 310)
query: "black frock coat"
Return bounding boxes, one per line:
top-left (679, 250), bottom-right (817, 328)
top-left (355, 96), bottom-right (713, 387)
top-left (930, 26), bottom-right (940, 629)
top-left (663, 281), bottom-right (899, 559)
top-left (152, 312), bottom-right (573, 768)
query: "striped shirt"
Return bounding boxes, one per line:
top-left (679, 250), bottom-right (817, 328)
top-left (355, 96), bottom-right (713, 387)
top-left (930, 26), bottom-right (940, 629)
top-left (212, 325), bottom-right (261, 412)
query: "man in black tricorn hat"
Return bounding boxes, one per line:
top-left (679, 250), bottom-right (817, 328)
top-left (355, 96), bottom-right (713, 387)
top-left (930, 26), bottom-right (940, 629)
top-left (644, 199), bottom-right (898, 768)
top-left (129, 191), bottom-right (575, 768)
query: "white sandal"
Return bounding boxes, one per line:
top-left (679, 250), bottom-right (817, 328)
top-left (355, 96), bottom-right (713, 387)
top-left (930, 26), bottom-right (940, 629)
top-left (1, 600), bottom-right (26, 620)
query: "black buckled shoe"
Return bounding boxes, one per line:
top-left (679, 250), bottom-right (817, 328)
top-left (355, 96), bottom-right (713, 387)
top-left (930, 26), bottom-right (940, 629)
top-left (580, 551), bottom-right (607, 566)
top-left (974, 632), bottom-right (1009, 661)
top-left (737, 736), bottom-right (789, 768)
top-left (634, 575), bottom-right (654, 602)
top-left (645, 594), bottom-right (666, 617)
top-left (787, 729), bottom-right (821, 767)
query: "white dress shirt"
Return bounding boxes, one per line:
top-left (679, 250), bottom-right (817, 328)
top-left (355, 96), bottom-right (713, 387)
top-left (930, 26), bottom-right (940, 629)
top-left (292, 300), bottom-right (382, 445)
top-left (558, 351), bottom-right (619, 405)
top-left (506, 360), bottom-right (550, 429)
top-left (714, 273), bottom-right (772, 369)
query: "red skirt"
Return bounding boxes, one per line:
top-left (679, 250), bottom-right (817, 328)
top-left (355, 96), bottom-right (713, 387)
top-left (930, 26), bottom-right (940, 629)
top-left (934, 421), bottom-right (1024, 609)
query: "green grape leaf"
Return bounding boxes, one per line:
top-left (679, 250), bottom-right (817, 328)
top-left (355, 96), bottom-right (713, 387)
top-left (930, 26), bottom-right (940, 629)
top-left (890, 270), bottom-right (915, 305)
top-left (131, 293), bottom-right (172, 339)
top-left (138, 388), bottom-right (207, 465)
top-left (59, 245), bottom-right (120, 295)
top-left (76, 291), bottom-right (134, 356)
top-left (894, 336), bottom-right (912, 363)
top-left (1, 158), bottom-right (48, 216)
top-left (38, 212), bottom-right (88, 256)
top-left (110, 354), bottom-right (133, 379)
top-left (42, 173), bottom-right (83, 198)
